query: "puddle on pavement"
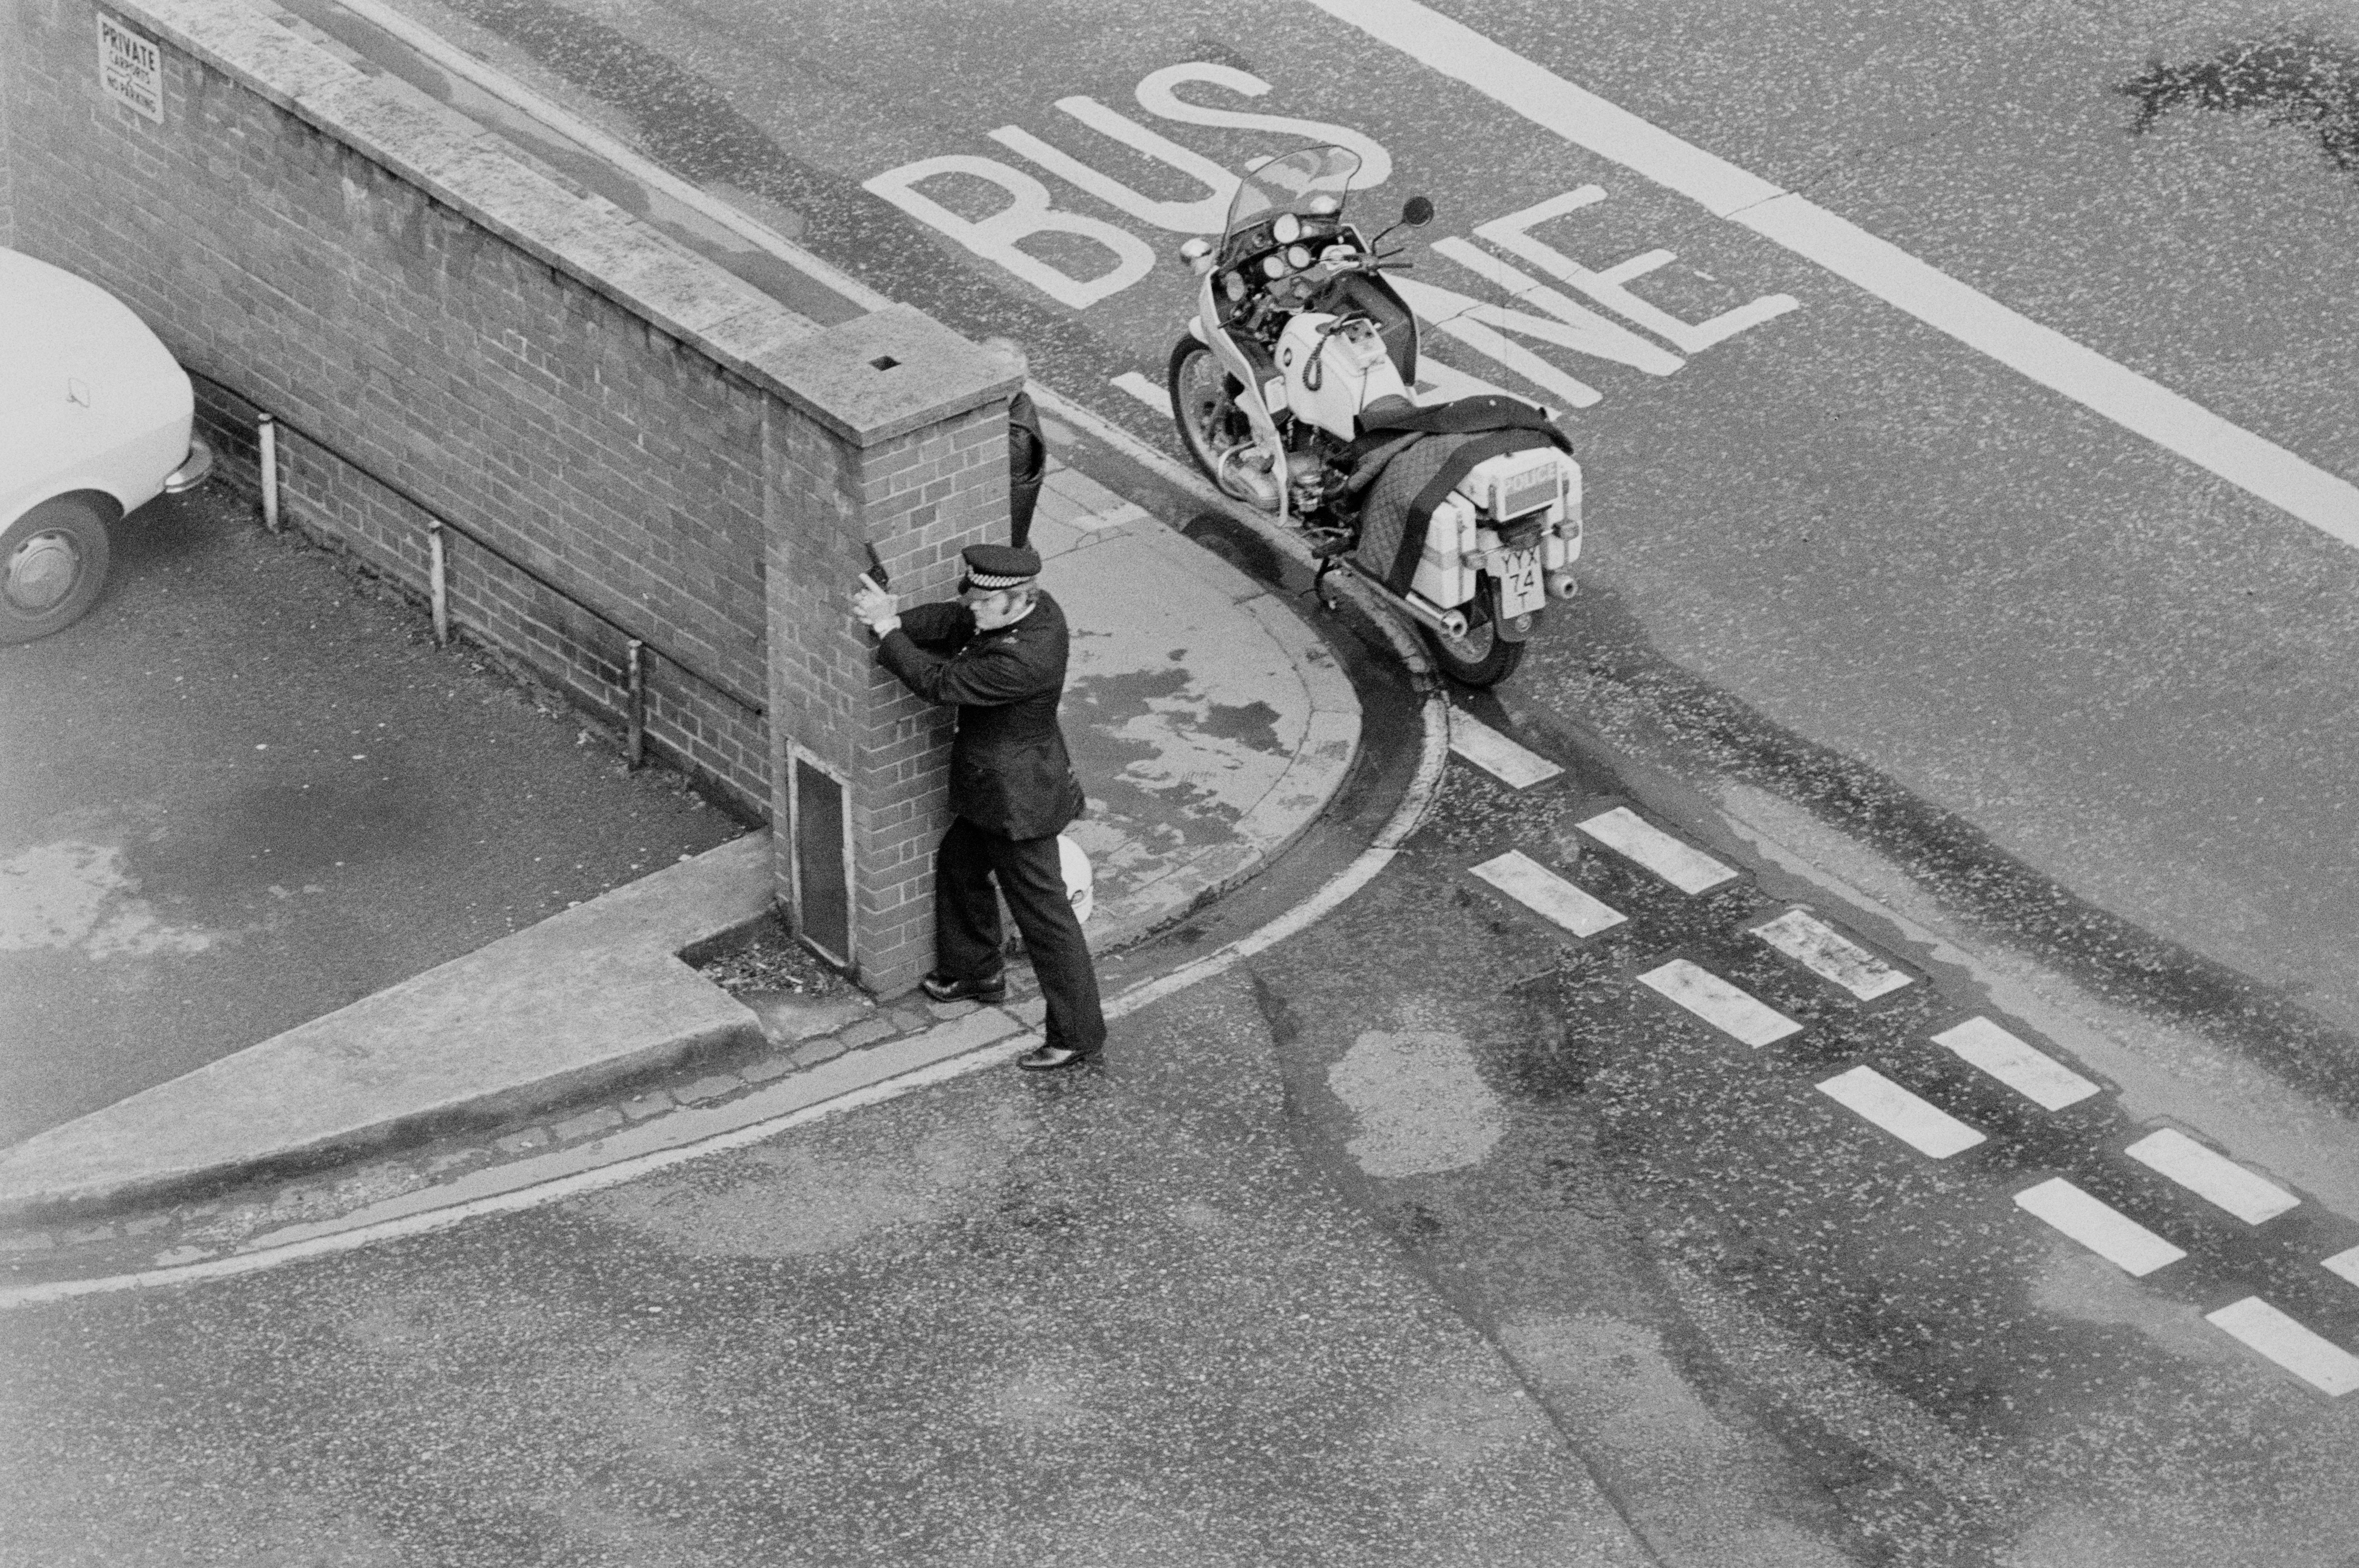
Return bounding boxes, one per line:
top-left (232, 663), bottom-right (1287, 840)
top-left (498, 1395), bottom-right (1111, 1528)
top-left (2120, 34), bottom-right (2359, 172)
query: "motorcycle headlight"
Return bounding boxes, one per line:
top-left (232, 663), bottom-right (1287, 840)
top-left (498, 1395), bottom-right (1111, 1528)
top-left (1285, 244), bottom-right (1312, 269)
top-left (1272, 213), bottom-right (1301, 244)
top-left (1261, 253), bottom-right (1287, 279)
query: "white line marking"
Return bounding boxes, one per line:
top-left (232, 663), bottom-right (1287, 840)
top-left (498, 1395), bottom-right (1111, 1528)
top-left (2205, 1297), bottom-right (2359, 1397)
top-left (1449, 709), bottom-right (1564, 788)
top-left (1576, 806), bottom-right (1737, 893)
top-left (1306, 0), bottom-right (2359, 549)
top-left (1930, 1017), bottom-right (2099, 1111)
top-left (1471, 851), bottom-right (1625, 937)
top-left (2125, 1128), bottom-right (2300, 1225)
top-left (1112, 371), bottom-right (1171, 415)
top-left (2014, 1177), bottom-right (2185, 1276)
top-left (1638, 959), bottom-right (1800, 1046)
top-left (1750, 910), bottom-right (1912, 1000)
top-left (1817, 1066), bottom-right (1985, 1158)
top-left (2324, 1246), bottom-right (2359, 1288)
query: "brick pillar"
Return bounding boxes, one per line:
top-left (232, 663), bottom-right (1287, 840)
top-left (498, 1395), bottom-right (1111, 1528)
top-left (757, 305), bottom-right (1018, 998)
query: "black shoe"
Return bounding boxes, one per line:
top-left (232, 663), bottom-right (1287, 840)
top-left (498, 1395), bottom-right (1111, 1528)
top-left (922, 970), bottom-right (1007, 1004)
top-left (1016, 1043), bottom-right (1102, 1072)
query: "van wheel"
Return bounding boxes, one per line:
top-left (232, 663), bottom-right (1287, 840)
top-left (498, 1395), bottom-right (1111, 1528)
top-left (0, 496), bottom-right (114, 644)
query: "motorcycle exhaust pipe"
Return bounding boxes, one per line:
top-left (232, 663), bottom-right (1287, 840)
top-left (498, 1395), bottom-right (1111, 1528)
top-left (1399, 590), bottom-right (1470, 642)
top-left (1548, 570), bottom-right (1580, 601)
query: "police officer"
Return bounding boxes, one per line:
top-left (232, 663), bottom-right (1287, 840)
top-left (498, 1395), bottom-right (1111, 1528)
top-left (851, 543), bottom-right (1106, 1071)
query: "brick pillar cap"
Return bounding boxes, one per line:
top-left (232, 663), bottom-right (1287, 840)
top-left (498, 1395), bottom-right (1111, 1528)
top-left (754, 304), bottom-right (1022, 447)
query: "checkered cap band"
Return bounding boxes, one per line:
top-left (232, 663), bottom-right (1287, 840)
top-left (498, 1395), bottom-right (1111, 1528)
top-left (963, 568), bottom-right (1034, 591)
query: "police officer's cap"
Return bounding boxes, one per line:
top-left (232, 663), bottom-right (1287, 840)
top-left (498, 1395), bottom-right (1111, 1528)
top-left (960, 544), bottom-right (1040, 592)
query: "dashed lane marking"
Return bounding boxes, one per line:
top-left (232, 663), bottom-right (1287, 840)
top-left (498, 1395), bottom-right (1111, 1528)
top-left (2125, 1129), bottom-right (2301, 1225)
top-left (2324, 1246), bottom-right (2359, 1288)
top-left (2206, 1297), bottom-right (2359, 1397)
top-left (2014, 1177), bottom-right (2186, 1277)
top-left (1750, 909), bottom-right (1912, 1000)
top-left (1449, 709), bottom-right (1564, 789)
top-left (1817, 1065), bottom-right (1986, 1158)
top-left (1471, 850), bottom-right (1625, 938)
top-left (1931, 1016), bottom-right (2100, 1111)
top-left (1112, 372), bottom-right (1172, 416)
top-left (1638, 959), bottom-right (1801, 1046)
top-left (1576, 806), bottom-right (1738, 894)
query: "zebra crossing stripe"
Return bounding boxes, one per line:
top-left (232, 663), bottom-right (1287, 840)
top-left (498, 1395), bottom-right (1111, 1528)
top-left (2125, 1129), bottom-right (2300, 1225)
top-left (2205, 1297), bottom-right (2359, 1397)
top-left (1470, 851), bottom-right (1625, 937)
top-left (2014, 1177), bottom-right (2185, 1276)
top-left (1638, 959), bottom-right (1801, 1046)
top-left (1449, 709), bottom-right (1564, 789)
top-left (1817, 1066), bottom-right (1985, 1157)
top-left (2324, 1246), bottom-right (2359, 1288)
top-left (1577, 807), bottom-right (1737, 893)
top-left (1750, 909), bottom-right (1912, 1000)
top-left (1931, 1017), bottom-right (2100, 1111)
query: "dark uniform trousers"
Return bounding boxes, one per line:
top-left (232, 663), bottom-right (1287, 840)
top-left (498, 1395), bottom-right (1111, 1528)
top-left (877, 589), bottom-right (1105, 1055)
top-left (1007, 389), bottom-right (1045, 550)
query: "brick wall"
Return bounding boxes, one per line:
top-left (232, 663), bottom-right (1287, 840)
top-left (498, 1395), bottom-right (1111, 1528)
top-left (0, 0), bottom-right (1018, 993)
top-left (3, 0), bottom-right (787, 810)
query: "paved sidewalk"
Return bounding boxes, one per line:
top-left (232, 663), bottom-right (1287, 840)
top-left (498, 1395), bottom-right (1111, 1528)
top-left (0, 460), bottom-right (1360, 1227)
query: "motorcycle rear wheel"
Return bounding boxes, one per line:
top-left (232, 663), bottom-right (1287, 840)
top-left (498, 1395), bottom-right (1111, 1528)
top-left (1423, 613), bottom-right (1527, 687)
top-left (1167, 339), bottom-right (1257, 501)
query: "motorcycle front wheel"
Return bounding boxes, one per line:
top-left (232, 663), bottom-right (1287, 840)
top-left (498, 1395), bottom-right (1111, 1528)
top-left (1423, 606), bottom-right (1528, 687)
top-left (1167, 339), bottom-right (1257, 500)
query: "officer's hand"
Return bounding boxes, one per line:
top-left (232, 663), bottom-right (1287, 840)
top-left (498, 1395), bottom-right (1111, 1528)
top-left (850, 583), bottom-right (900, 635)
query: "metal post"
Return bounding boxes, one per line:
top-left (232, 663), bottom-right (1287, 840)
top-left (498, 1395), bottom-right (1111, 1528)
top-left (427, 520), bottom-right (449, 647)
top-left (257, 413), bottom-right (280, 532)
top-left (625, 639), bottom-right (647, 769)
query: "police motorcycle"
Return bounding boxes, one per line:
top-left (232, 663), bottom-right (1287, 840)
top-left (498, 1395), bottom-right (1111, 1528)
top-left (1165, 145), bottom-right (1582, 686)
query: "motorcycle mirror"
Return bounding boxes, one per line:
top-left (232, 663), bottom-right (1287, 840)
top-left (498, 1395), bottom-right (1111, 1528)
top-left (1179, 236), bottom-right (1216, 278)
top-left (1401, 195), bottom-right (1435, 227)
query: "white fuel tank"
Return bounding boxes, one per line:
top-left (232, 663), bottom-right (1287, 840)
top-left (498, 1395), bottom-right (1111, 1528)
top-left (1275, 312), bottom-right (1409, 440)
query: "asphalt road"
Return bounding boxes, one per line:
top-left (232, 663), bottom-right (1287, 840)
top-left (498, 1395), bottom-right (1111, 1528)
top-left (9, 748), bottom-right (2357, 1564)
top-left (17, 2), bottom-right (2354, 1558)
top-left (361, 0), bottom-right (2359, 1042)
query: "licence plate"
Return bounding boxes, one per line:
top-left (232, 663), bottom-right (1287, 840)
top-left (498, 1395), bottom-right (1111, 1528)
top-left (1498, 546), bottom-right (1546, 617)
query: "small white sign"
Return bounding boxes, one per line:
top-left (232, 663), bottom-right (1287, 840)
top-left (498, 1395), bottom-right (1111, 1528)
top-left (97, 15), bottom-right (164, 123)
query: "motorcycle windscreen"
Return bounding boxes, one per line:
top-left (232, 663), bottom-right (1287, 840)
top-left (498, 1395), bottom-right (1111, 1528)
top-left (1223, 145), bottom-right (1360, 238)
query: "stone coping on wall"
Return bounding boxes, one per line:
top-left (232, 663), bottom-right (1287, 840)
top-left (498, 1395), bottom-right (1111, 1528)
top-left (101, 0), bottom-right (1014, 437)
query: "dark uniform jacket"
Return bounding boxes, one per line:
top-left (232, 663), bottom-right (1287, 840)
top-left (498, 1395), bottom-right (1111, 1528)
top-left (877, 590), bottom-right (1085, 841)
